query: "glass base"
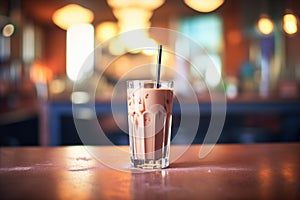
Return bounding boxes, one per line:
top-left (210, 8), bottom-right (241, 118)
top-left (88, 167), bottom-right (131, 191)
top-left (131, 158), bottom-right (169, 169)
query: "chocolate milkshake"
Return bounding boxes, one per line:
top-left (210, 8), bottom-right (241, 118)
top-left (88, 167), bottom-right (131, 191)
top-left (127, 80), bottom-right (174, 169)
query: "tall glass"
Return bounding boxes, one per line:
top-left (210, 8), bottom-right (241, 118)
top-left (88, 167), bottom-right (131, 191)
top-left (127, 80), bottom-right (174, 169)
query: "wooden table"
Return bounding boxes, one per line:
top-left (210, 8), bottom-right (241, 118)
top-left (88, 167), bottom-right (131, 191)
top-left (1, 143), bottom-right (300, 199)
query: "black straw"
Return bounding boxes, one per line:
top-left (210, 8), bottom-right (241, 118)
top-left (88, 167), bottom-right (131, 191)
top-left (155, 45), bottom-right (162, 88)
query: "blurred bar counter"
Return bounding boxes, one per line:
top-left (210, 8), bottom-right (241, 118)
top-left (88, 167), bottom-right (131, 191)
top-left (1, 95), bottom-right (300, 146)
top-left (44, 94), bottom-right (300, 146)
top-left (0, 97), bottom-right (39, 146)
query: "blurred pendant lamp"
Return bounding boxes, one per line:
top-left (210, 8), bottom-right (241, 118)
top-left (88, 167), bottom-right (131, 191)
top-left (107, 0), bottom-right (165, 52)
top-left (257, 14), bottom-right (274, 35)
top-left (96, 21), bottom-right (119, 43)
top-left (184, 0), bottom-right (224, 13)
top-left (256, 0), bottom-right (274, 36)
top-left (52, 4), bottom-right (94, 30)
top-left (283, 12), bottom-right (298, 35)
top-left (52, 4), bottom-right (95, 81)
top-left (282, 0), bottom-right (298, 35)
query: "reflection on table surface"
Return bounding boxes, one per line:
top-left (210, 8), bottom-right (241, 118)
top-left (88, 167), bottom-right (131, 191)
top-left (0, 143), bottom-right (300, 199)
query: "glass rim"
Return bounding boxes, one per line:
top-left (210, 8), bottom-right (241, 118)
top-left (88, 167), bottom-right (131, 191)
top-left (126, 80), bottom-right (174, 89)
top-left (126, 80), bottom-right (174, 83)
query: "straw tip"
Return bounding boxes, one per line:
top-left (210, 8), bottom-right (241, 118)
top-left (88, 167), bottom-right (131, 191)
top-left (155, 44), bottom-right (163, 88)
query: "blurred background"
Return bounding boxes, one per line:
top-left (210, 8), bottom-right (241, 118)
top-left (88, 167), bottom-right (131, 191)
top-left (0, 0), bottom-right (300, 146)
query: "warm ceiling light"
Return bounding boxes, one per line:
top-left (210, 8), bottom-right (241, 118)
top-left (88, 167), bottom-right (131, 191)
top-left (2, 23), bottom-right (15, 37)
top-left (184, 0), bottom-right (224, 13)
top-left (113, 8), bottom-right (152, 32)
top-left (257, 15), bottom-right (274, 35)
top-left (107, 0), bottom-right (164, 52)
top-left (283, 13), bottom-right (298, 35)
top-left (107, 0), bottom-right (164, 32)
top-left (107, 0), bottom-right (165, 10)
top-left (52, 4), bottom-right (94, 30)
top-left (96, 21), bottom-right (118, 43)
